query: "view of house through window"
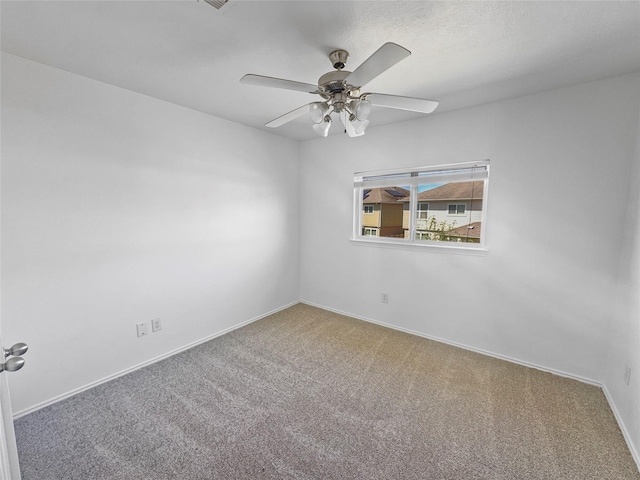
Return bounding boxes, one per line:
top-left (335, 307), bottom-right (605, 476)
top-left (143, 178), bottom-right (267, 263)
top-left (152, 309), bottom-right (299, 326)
top-left (354, 161), bottom-right (489, 248)
top-left (362, 186), bottom-right (408, 238)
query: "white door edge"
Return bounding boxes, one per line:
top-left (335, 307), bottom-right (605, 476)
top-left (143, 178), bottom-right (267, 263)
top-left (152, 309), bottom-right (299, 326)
top-left (0, 369), bottom-right (21, 480)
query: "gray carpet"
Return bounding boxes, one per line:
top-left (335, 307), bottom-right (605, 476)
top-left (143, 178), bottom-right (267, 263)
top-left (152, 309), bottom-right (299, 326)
top-left (14, 304), bottom-right (640, 479)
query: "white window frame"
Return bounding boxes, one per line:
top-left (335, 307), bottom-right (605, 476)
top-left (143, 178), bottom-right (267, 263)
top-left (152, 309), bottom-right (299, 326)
top-left (363, 205), bottom-right (374, 214)
top-left (352, 160), bottom-right (489, 251)
top-left (363, 227), bottom-right (379, 236)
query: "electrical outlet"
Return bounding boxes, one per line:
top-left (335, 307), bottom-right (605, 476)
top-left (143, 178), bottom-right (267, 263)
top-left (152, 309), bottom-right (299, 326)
top-left (381, 293), bottom-right (389, 303)
top-left (136, 322), bottom-right (150, 337)
top-left (152, 318), bottom-right (162, 332)
top-left (624, 366), bottom-right (631, 386)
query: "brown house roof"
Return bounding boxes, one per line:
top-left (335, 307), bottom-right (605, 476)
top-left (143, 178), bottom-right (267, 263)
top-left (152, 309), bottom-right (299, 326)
top-left (398, 181), bottom-right (484, 202)
top-left (363, 187), bottom-right (409, 204)
top-left (447, 221), bottom-right (482, 239)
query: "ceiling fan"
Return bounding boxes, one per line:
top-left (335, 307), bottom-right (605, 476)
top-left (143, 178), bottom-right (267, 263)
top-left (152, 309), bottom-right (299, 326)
top-left (240, 42), bottom-right (439, 137)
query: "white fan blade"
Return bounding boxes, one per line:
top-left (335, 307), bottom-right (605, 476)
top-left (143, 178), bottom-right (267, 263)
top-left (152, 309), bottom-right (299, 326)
top-left (367, 93), bottom-right (439, 114)
top-left (240, 74), bottom-right (319, 94)
top-left (345, 43), bottom-right (411, 88)
top-left (339, 111), bottom-right (364, 137)
top-left (265, 104), bottom-right (310, 128)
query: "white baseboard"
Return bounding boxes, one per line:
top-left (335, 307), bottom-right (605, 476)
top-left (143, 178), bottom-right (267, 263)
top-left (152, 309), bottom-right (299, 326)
top-left (13, 301), bottom-right (299, 419)
top-left (301, 300), bottom-right (600, 385)
top-left (301, 300), bottom-right (640, 473)
top-left (602, 385), bottom-right (640, 470)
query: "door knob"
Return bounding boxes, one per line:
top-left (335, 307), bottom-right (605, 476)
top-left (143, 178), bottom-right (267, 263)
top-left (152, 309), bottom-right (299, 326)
top-left (1, 342), bottom-right (28, 373)
top-left (0, 357), bottom-right (25, 373)
top-left (4, 342), bottom-right (28, 358)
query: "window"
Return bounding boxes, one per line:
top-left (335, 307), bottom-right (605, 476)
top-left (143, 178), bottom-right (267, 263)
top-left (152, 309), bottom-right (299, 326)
top-left (448, 204), bottom-right (466, 215)
top-left (417, 203), bottom-right (429, 219)
top-left (353, 161), bottom-right (489, 249)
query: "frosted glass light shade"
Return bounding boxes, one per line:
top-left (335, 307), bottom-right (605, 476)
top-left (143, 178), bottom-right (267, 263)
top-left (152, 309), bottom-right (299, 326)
top-left (312, 118), bottom-right (332, 137)
top-left (309, 102), bottom-right (329, 124)
top-left (352, 119), bottom-right (369, 135)
top-left (354, 100), bottom-right (372, 121)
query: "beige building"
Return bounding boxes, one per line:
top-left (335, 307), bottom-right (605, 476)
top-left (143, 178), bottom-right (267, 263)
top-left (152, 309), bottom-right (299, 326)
top-left (362, 187), bottom-right (409, 237)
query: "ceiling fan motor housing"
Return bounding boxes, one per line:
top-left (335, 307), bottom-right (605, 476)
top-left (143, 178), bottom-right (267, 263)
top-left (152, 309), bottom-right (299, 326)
top-left (318, 71), bottom-right (363, 105)
top-left (318, 70), bottom-right (350, 94)
top-left (329, 49), bottom-right (349, 70)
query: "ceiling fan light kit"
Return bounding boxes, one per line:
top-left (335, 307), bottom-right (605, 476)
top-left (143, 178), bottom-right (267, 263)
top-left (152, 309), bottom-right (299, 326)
top-left (240, 42), bottom-right (439, 138)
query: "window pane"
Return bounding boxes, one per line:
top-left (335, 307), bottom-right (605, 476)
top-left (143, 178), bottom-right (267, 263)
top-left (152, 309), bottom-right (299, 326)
top-left (415, 181), bottom-right (484, 244)
top-left (417, 203), bottom-right (429, 219)
top-left (447, 204), bottom-right (464, 215)
top-left (361, 186), bottom-right (408, 238)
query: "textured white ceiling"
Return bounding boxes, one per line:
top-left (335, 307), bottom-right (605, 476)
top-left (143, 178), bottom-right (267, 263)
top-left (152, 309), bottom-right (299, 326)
top-left (2, 1), bottom-right (639, 141)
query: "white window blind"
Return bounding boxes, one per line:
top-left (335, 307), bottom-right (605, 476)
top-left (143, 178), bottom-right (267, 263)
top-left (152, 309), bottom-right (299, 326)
top-left (354, 161), bottom-right (489, 188)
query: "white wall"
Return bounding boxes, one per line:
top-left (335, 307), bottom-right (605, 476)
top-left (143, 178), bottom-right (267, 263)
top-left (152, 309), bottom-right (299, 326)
top-left (1, 53), bottom-right (300, 413)
top-left (300, 73), bottom-right (639, 457)
top-left (607, 114), bottom-right (640, 461)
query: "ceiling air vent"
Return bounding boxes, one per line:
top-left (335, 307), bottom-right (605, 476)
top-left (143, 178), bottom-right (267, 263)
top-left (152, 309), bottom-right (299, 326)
top-left (203, 0), bottom-right (229, 9)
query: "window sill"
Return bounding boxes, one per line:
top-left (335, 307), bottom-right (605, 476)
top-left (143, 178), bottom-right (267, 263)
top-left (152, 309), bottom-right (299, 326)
top-left (350, 237), bottom-right (488, 255)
